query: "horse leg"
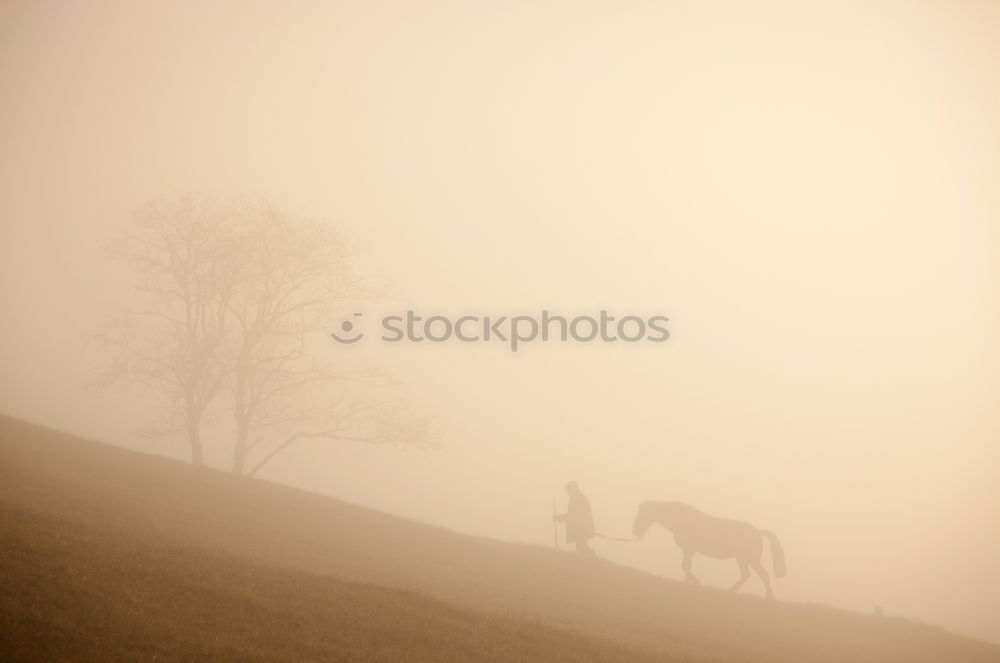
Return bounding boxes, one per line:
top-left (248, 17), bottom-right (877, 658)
top-left (730, 559), bottom-right (750, 593)
top-left (750, 558), bottom-right (773, 599)
top-left (681, 549), bottom-right (701, 586)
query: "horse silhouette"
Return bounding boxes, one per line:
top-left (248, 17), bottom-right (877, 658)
top-left (632, 501), bottom-right (786, 598)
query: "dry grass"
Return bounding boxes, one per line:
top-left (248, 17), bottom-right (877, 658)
top-left (1, 416), bottom-right (998, 663)
top-left (0, 505), bottom-right (676, 663)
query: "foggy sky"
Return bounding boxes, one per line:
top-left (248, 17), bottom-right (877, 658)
top-left (1, 0), bottom-right (998, 643)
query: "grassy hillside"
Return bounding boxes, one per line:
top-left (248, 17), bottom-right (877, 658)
top-left (0, 505), bottom-right (673, 662)
top-left (2, 416), bottom-right (998, 663)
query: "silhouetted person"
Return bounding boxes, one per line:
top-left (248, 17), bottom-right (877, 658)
top-left (554, 481), bottom-right (595, 555)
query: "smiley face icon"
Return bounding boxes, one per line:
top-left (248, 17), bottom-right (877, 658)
top-left (330, 313), bottom-right (364, 344)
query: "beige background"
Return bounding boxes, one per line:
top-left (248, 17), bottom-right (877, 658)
top-left (1, 0), bottom-right (998, 643)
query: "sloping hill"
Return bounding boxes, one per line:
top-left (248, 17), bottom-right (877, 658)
top-left (0, 504), bottom-right (673, 662)
top-left (2, 416), bottom-right (998, 663)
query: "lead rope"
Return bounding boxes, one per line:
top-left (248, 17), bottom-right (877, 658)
top-left (593, 532), bottom-right (640, 542)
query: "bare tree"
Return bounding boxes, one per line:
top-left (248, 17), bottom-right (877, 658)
top-left (222, 202), bottom-right (392, 476)
top-left (99, 195), bottom-right (233, 465)
top-left (101, 195), bottom-right (422, 473)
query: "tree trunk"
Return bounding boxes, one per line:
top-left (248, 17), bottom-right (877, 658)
top-left (232, 433), bottom-right (246, 475)
top-left (186, 417), bottom-right (205, 466)
top-left (230, 348), bottom-right (254, 475)
top-left (231, 411), bottom-right (250, 475)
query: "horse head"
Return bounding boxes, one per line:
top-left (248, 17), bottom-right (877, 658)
top-left (633, 500), bottom-right (656, 538)
top-left (634, 500), bottom-right (694, 538)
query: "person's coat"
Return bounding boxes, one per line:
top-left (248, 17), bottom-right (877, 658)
top-left (564, 492), bottom-right (595, 544)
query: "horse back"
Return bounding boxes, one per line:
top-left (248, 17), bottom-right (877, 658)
top-left (682, 514), bottom-right (763, 560)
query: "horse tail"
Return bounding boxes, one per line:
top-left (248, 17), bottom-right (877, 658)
top-left (760, 529), bottom-right (786, 578)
